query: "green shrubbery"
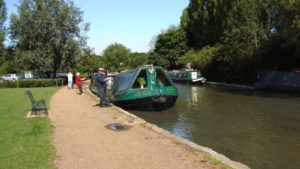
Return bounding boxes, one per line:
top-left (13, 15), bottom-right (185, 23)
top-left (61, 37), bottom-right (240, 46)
top-left (0, 78), bottom-right (65, 88)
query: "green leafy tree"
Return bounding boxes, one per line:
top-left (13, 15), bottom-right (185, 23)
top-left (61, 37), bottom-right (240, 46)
top-left (147, 51), bottom-right (170, 68)
top-left (180, 0), bottom-right (284, 84)
top-left (10, 0), bottom-right (89, 74)
top-left (259, 0), bottom-right (300, 70)
top-left (102, 43), bottom-right (131, 72)
top-left (153, 26), bottom-right (189, 69)
top-left (128, 52), bottom-right (148, 68)
top-left (0, 0), bottom-right (6, 66)
top-left (213, 0), bottom-right (264, 83)
top-left (175, 0), bottom-right (300, 84)
top-left (177, 46), bottom-right (219, 71)
top-left (180, 7), bottom-right (189, 31)
top-left (185, 0), bottom-right (232, 48)
top-left (76, 48), bottom-right (103, 76)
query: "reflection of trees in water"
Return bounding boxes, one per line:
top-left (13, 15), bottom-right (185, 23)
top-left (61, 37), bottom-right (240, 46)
top-left (167, 84), bottom-right (203, 140)
top-left (191, 86), bottom-right (198, 105)
top-left (171, 116), bottom-right (193, 140)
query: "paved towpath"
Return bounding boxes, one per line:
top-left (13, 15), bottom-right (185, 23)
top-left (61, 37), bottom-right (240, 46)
top-left (49, 85), bottom-right (227, 169)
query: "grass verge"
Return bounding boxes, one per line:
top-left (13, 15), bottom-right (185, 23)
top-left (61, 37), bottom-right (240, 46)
top-left (0, 87), bottom-right (59, 169)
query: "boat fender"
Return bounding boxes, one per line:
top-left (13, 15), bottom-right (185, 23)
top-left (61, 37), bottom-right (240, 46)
top-left (152, 97), bottom-right (166, 103)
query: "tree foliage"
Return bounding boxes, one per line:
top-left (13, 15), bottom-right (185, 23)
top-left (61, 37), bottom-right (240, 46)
top-left (102, 43), bottom-right (131, 72)
top-left (10, 0), bottom-right (88, 74)
top-left (147, 51), bottom-right (170, 68)
top-left (152, 26), bottom-right (189, 69)
top-left (258, 0), bottom-right (300, 70)
top-left (76, 48), bottom-right (103, 76)
top-left (128, 52), bottom-right (148, 68)
top-left (0, 0), bottom-right (6, 65)
top-left (172, 0), bottom-right (300, 84)
top-left (177, 46), bottom-right (219, 71)
top-left (184, 0), bottom-right (232, 48)
top-left (0, 0), bottom-right (5, 48)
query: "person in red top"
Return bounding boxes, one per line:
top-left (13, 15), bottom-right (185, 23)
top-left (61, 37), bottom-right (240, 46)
top-left (75, 72), bottom-right (83, 95)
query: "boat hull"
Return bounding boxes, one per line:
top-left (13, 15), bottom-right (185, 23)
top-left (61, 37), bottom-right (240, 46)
top-left (168, 70), bottom-right (206, 85)
top-left (172, 78), bottom-right (206, 85)
top-left (255, 70), bottom-right (300, 94)
top-left (113, 95), bottom-right (178, 111)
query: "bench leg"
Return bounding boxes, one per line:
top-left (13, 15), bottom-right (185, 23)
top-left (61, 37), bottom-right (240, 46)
top-left (44, 109), bottom-right (48, 116)
top-left (31, 109), bottom-right (37, 116)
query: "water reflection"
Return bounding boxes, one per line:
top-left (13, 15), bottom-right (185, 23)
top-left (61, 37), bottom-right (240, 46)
top-left (131, 84), bottom-right (300, 169)
top-left (191, 86), bottom-right (198, 105)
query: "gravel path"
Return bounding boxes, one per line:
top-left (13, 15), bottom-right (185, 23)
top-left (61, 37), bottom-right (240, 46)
top-left (49, 86), bottom-right (223, 169)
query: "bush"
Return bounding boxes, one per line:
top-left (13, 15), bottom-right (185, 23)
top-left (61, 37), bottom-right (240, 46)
top-left (0, 78), bottom-right (66, 88)
top-left (177, 46), bottom-right (219, 71)
top-left (0, 81), bottom-right (18, 88)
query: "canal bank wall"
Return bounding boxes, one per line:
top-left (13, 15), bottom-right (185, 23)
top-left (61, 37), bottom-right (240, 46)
top-left (86, 83), bottom-right (250, 169)
top-left (205, 81), bottom-right (255, 90)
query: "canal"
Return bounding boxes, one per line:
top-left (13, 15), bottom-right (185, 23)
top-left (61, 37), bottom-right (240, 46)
top-left (131, 84), bottom-right (300, 169)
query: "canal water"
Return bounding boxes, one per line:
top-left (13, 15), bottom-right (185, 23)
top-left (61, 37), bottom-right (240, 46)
top-left (131, 84), bottom-right (300, 169)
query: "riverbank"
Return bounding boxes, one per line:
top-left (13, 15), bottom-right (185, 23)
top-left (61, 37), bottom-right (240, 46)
top-left (205, 81), bottom-right (255, 90)
top-left (49, 82), bottom-right (249, 169)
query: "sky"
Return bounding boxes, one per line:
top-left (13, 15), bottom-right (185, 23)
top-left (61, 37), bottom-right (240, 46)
top-left (5, 0), bottom-right (189, 54)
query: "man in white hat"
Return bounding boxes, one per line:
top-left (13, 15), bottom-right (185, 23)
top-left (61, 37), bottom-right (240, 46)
top-left (67, 71), bottom-right (73, 89)
top-left (96, 68), bottom-right (110, 107)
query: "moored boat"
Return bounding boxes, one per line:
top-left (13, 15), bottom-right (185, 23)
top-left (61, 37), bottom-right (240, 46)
top-left (168, 69), bottom-right (206, 85)
top-left (112, 66), bottom-right (178, 111)
top-left (255, 70), bottom-right (300, 93)
top-left (90, 66), bottom-right (178, 111)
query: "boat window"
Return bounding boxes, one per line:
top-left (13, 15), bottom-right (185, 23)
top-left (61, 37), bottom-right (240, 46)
top-left (156, 69), bottom-right (171, 87)
top-left (112, 69), bottom-right (138, 95)
top-left (132, 69), bottom-right (147, 88)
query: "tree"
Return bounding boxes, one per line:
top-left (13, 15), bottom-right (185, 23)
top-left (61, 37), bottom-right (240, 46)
top-left (177, 46), bottom-right (219, 71)
top-left (102, 43), bottom-right (131, 72)
top-left (258, 0), bottom-right (300, 70)
top-left (211, 0), bottom-right (265, 83)
top-left (147, 51), bottom-right (170, 68)
top-left (153, 26), bottom-right (189, 69)
top-left (0, 0), bottom-right (6, 65)
top-left (76, 48), bottom-right (103, 76)
top-left (180, 7), bottom-right (189, 31)
top-left (10, 0), bottom-right (89, 74)
top-left (128, 52), bottom-right (148, 68)
top-left (185, 0), bottom-right (233, 48)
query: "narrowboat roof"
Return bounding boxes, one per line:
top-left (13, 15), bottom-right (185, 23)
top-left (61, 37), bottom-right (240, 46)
top-left (112, 66), bottom-right (166, 96)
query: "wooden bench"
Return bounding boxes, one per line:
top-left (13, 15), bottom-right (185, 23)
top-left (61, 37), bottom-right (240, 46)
top-left (25, 90), bottom-right (48, 116)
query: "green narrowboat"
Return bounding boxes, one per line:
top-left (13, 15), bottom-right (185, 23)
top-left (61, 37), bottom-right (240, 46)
top-left (111, 66), bottom-right (178, 111)
top-left (168, 69), bottom-right (206, 84)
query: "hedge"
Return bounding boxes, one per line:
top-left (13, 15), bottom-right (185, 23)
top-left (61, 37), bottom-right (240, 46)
top-left (0, 78), bottom-right (66, 88)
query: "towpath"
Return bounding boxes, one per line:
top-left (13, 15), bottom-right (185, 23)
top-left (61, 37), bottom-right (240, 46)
top-left (49, 84), bottom-right (230, 169)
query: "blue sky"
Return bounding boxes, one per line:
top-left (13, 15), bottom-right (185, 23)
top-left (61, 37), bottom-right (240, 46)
top-left (6, 0), bottom-right (189, 54)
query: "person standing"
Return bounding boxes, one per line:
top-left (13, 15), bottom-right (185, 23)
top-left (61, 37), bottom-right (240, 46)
top-left (106, 76), bottom-right (113, 100)
top-left (96, 68), bottom-right (110, 107)
top-left (75, 72), bottom-right (83, 95)
top-left (67, 71), bottom-right (73, 89)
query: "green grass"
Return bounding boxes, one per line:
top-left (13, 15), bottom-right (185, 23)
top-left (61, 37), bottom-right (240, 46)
top-left (0, 87), bottom-right (59, 169)
top-left (201, 155), bottom-right (233, 169)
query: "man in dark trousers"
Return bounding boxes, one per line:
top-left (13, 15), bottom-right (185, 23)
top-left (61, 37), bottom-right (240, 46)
top-left (96, 68), bottom-right (111, 107)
